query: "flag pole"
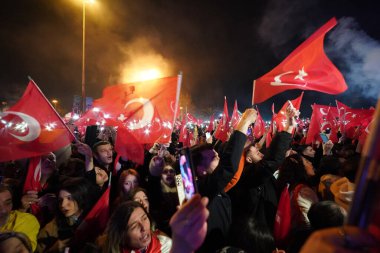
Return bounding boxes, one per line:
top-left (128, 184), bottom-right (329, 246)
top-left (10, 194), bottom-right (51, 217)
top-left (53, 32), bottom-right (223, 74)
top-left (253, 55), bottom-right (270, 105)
top-left (172, 72), bottom-right (182, 129)
top-left (252, 80), bottom-right (256, 105)
top-left (28, 76), bottom-right (77, 141)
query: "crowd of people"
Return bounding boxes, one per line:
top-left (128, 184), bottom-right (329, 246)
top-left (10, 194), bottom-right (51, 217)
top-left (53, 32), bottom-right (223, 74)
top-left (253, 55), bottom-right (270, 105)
top-left (0, 106), bottom-right (379, 253)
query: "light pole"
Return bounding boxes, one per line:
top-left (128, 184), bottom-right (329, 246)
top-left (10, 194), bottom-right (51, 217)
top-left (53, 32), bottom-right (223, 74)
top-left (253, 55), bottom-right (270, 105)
top-left (81, 0), bottom-right (86, 114)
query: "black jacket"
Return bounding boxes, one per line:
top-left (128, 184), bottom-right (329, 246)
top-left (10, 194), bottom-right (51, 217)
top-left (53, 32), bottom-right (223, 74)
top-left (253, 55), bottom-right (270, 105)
top-left (197, 131), bottom-right (247, 253)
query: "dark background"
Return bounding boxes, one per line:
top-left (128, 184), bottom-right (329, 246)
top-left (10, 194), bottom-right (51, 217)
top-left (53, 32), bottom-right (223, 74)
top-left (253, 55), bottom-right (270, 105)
top-left (1, 0), bottom-right (379, 120)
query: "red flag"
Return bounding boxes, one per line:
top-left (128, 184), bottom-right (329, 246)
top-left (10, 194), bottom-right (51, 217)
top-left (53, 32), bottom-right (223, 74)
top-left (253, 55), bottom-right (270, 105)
top-left (206, 114), bottom-right (215, 133)
top-left (0, 81), bottom-right (75, 162)
top-left (253, 107), bottom-right (265, 139)
top-left (186, 113), bottom-right (198, 125)
top-left (91, 75), bottom-right (181, 144)
top-left (75, 187), bottom-right (110, 244)
top-left (114, 127), bottom-right (145, 165)
top-left (306, 104), bottom-right (340, 144)
top-left (230, 100), bottom-right (241, 128)
top-left (214, 97), bottom-right (230, 142)
top-left (23, 156), bottom-right (42, 192)
top-left (253, 18), bottom-right (347, 104)
top-left (274, 92), bottom-right (304, 132)
top-left (274, 185), bottom-right (291, 245)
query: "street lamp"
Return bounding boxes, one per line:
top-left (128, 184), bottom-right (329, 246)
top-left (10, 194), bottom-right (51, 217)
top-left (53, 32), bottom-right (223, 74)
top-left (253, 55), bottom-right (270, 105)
top-left (51, 99), bottom-right (58, 109)
top-left (81, 0), bottom-right (95, 114)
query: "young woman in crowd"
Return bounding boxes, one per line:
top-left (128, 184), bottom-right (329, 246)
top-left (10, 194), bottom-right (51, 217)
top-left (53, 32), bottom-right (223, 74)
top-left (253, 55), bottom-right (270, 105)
top-left (101, 201), bottom-right (172, 253)
top-left (37, 177), bottom-right (94, 252)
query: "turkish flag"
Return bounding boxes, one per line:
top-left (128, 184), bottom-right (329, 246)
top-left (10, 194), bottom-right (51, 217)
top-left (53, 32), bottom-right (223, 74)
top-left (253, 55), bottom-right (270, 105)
top-left (23, 156), bottom-right (42, 192)
top-left (273, 92), bottom-right (304, 132)
top-left (90, 75), bottom-right (181, 144)
top-left (306, 104), bottom-right (340, 144)
top-left (114, 127), bottom-right (145, 165)
top-left (214, 97), bottom-right (230, 142)
top-left (230, 100), bottom-right (241, 129)
top-left (0, 81), bottom-right (74, 162)
top-left (206, 113), bottom-right (215, 133)
top-left (253, 107), bottom-right (265, 139)
top-left (75, 187), bottom-right (110, 245)
top-left (252, 17), bottom-right (347, 104)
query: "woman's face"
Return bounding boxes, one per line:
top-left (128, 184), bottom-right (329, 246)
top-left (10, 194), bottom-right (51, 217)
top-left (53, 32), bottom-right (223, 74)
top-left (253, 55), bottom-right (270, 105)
top-left (58, 190), bottom-right (81, 218)
top-left (125, 207), bottom-right (151, 250)
top-left (123, 174), bottom-right (139, 194)
top-left (133, 191), bottom-right (149, 212)
top-left (161, 165), bottom-right (175, 187)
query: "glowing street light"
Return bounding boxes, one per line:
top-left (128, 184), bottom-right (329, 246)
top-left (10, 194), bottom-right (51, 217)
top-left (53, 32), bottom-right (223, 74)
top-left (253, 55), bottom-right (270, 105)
top-left (51, 99), bottom-right (58, 109)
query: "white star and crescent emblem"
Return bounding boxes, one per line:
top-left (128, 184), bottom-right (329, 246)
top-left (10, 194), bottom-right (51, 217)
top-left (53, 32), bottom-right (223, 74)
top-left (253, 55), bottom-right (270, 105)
top-left (124, 98), bottom-right (154, 130)
top-left (270, 67), bottom-right (308, 87)
top-left (0, 111), bottom-right (41, 142)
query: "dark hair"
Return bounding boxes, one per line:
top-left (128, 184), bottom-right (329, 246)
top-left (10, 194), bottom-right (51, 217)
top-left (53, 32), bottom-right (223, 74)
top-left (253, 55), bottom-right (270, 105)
top-left (308, 201), bottom-right (345, 230)
top-left (103, 201), bottom-right (152, 253)
top-left (0, 232), bottom-right (32, 253)
top-left (59, 158), bottom-right (86, 177)
top-left (92, 141), bottom-right (112, 153)
top-left (59, 177), bottom-right (93, 215)
top-left (239, 217), bottom-right (276, 253)
top-left (190, 143), bottom-right (213, 171)
top-left (277, 154), bottom-right (310, 192)
top-left (126, 187), bottom-right (148, 200)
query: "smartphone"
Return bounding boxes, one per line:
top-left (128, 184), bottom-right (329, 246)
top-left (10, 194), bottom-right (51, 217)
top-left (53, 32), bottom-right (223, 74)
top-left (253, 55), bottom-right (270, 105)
top-left (205, 132), bottom-right (211, 140)
top-left (320, 133), bottom-right (329, 143)
top-left (178, 148), bottom-right (198, 202)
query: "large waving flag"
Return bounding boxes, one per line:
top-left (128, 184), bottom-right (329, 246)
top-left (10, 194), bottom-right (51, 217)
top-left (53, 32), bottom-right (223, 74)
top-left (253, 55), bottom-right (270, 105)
top-left (252, 17), bottom-right (347, 104)
top-left (0, 80), bottom-right (75, 162)
top-left (82, 75), bottom-right (181, 144)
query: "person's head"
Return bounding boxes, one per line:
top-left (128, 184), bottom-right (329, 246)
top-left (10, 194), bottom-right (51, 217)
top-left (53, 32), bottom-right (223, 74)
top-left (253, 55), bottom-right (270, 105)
top-left (41, 152), bottom-right (57, 176)
top-left (0, 185), bottom-right (13, 226)
top-left (58, 178), bottom-right (91, 219)
top-left (308, 201), bottom-right (345, 230)
top-left (277, 154), bottom-right (315, 190)
top-left (191, 144), bottom-right (220, 177)
top-left (59, 158), bottom-right (86, 177)
top-left (85, 167), bottom-right (109, 188)
top-left (92, 141), bottom-right (113, 168)
top-left (0, 232), bottom-right (32, 253)
top-left (127, 187), bottom-right (150, 213)
top-left (161, 155), bottom-right (176, 187)
top-left (118, 169), bottom-right (140, 198)
top-left (245, 144), bottom-right (264, 164)
top-left (296, 145), bottom-right (316, 158)
top-left (104, 201), bottom-right (152, 252)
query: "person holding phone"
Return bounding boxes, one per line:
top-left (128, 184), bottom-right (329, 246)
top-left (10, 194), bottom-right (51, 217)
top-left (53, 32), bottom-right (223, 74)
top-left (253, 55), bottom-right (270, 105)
top-left (191, 108), bottom-right (257, 252)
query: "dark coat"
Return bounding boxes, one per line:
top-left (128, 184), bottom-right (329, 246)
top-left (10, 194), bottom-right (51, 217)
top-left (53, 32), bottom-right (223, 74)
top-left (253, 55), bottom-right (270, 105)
top-left (197, 131), bottom-right (247, 253)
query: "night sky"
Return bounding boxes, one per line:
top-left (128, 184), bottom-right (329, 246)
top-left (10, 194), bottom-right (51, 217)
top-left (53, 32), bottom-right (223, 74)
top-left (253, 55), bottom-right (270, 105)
top-left (1, 0), bottom-right (379, 120)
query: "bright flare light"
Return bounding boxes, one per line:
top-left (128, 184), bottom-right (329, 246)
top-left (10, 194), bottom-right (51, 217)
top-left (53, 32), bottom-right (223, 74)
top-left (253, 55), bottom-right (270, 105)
top-left (132, 69), bottom-right (162, 82)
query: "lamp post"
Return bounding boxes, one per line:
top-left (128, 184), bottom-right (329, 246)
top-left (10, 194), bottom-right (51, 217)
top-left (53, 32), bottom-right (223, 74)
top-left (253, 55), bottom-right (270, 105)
top-left (81, 0), bottom-right (86, 114)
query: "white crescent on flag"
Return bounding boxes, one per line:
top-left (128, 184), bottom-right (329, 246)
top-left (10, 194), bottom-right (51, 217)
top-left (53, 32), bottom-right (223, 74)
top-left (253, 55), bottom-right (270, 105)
top-left (270, 67), bottom-right (308, 87)
top-left (0, 111), bottom-right (41, 142)
top-left (124, 98), bottom-right (154, 129)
